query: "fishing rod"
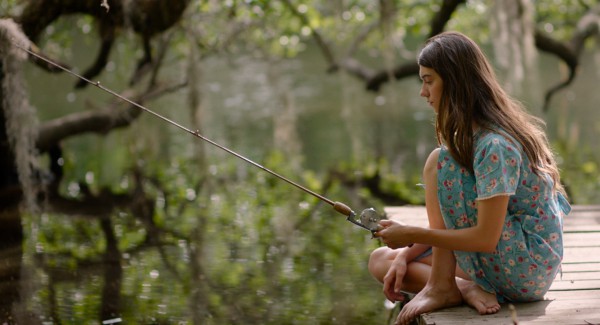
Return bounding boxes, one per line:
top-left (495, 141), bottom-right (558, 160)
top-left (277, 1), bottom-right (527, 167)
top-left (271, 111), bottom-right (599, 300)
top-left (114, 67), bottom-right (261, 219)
top-left (12, 41), bottom-right (384, 232)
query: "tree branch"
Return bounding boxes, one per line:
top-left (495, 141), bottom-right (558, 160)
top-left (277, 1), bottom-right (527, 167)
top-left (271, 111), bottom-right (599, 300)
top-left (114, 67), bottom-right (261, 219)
top-left (279, 0), bottom-right (338, 72)
top-left (366, 62), bottom-right (420, 91)
top-left (429, 0), bottom-right (467, 38)
top-left (365, 0), bottom-right (466, 92)
top-left (537, 4), bottom-right (600, 111)
top-left (17, 0), bottom-right (189, 85)
top-left (36, 81), bottom-right (188, 152)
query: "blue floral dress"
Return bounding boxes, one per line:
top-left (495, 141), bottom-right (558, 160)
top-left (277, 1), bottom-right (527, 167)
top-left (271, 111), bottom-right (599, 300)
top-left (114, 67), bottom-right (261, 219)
top-left (437, 130), bottom-right (571, 302)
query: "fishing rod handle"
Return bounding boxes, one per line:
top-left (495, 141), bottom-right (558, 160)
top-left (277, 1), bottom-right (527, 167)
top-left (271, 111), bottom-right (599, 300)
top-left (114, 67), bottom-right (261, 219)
top-left (333, 201), bottom-right (354, 217)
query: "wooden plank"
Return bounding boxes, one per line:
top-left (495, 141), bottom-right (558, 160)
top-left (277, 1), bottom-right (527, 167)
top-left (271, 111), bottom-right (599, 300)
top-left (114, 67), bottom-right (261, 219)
top-left (384, 206), bottom-right (429, 227)
top-left (565, 205), bottom-right (600, 218)
top-left (563, 247), bottom-right (600, 264)
top-left (563, 232), bottom-right (600, 247)
top-left (555, 270), bottom-right (600, 281)
top-left (421, 308), bottom-right (600, 324)
top-left (563, 205), bottom-right (600, 232)
top-left (419, 290), bottom-right (600, 325)
top-left (550, 279), bottom-right (600, 291)
top-left (562, 224), bottom-right (600, 232)
top-left (561, 262), bottom-right (600, 273)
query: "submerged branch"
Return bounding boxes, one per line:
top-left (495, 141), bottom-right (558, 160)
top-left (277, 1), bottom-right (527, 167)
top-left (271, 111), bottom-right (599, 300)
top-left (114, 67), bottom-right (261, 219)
top-left (45, 186), bottom-right (132, 218)
top-left (329, 168), bottom-right (411, 206)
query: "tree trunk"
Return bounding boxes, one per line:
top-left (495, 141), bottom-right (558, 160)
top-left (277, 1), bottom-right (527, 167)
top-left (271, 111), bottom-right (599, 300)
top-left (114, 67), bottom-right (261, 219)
top-left (0, 56), bottom-right (26, 325)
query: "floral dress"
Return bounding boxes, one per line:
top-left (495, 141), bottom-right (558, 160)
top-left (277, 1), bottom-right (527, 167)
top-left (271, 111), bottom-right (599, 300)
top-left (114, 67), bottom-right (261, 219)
top-left (437, 130), bottom-right (571, 302)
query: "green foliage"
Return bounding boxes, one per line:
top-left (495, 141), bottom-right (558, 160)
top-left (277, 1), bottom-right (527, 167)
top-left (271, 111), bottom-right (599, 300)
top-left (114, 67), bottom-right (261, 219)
top-left (32, 215), bottom-right (106, 264)
top-left (553, 140), bottom-right (600, 204)
top-left (0, 0), bottom-right (21, 17)
top-left (536, 0), bottom-right (597, 39)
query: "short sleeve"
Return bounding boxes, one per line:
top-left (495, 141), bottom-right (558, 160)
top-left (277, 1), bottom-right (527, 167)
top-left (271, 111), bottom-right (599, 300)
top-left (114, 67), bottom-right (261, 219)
top-left (473, 134), bottom-right (522, 200)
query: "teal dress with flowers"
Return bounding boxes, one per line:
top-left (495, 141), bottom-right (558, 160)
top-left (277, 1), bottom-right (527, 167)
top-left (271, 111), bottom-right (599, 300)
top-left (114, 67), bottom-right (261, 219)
top-left (437, 130), bottom-right (571, 303)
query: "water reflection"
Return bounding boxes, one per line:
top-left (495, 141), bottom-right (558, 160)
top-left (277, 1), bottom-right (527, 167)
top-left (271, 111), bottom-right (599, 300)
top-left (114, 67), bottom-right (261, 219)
top-left (6, 185), bottom-right (390, 324)
top-left (0, 247), bottom-right (22, 322)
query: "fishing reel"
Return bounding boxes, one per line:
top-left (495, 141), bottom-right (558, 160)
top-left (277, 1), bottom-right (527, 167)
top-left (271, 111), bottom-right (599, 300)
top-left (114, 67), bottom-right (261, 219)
top-left (351, 207), bottom-right (387, 233)
top-left (333, 202), bottom-right (386, 233)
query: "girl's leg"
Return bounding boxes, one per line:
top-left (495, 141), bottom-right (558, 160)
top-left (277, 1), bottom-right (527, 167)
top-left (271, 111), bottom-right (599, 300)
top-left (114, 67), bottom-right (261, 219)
top-left (369, 247), bottom-right (500, 319)
top-left (455, 278), bottom-right (501, 315)
top-left (370, 149), bottom-right (500, 324)
top-left (368, 246), bottom-right (435, 295)
top-left (395, 149), bottom-right (462, 324)
top-left (396, 148), bottom-right (499, 324)
top-left (369, 246), bottom-right (466, 294)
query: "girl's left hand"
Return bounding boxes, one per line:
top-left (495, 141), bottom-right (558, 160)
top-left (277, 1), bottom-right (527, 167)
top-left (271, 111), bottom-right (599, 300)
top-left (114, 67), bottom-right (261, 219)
top-left (374, 219), bottom-right (413, 249)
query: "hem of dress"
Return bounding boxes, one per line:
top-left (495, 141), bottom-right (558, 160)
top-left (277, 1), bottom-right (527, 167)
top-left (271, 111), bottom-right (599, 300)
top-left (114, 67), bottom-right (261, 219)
top-left (476, 192), bottom-right (514, 200)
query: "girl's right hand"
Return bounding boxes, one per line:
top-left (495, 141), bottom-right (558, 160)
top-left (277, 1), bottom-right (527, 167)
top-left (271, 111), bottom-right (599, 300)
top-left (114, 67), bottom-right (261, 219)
top-left (382, 254), bottom-right (408, 302)
top-left (375, 219), bottom-right (414, 249)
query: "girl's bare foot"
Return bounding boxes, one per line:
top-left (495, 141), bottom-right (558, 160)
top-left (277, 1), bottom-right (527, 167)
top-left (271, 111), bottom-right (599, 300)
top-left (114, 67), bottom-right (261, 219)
top-left (458, 279), bottom-right (501, 315)
top-left (396, 283), bottom-right (462, 325)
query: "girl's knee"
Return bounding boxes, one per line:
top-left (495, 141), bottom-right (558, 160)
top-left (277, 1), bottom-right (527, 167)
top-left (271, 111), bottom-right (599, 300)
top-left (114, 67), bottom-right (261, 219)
top-left (368, 247), bottom-right (390, 267)
top-left (367, 246), bottom-right (394, 278)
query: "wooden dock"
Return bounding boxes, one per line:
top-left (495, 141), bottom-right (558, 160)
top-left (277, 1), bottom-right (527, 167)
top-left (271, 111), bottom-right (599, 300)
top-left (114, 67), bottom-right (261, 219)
top-left (384, 205), bottom-right (600, 325)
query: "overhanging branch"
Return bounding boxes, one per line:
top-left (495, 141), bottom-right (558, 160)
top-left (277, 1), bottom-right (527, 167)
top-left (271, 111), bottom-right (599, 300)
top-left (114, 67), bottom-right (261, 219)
top-left (36, 81), bottom-right (187, 152)
top-left (536, 4), bottom-right (600, 111)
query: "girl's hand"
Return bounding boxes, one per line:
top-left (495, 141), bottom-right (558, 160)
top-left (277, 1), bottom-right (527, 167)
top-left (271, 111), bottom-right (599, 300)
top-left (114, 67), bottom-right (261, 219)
top-left (375, 219), bottom-right (413, 249)
top-left (382, 254), bottom-right (409, 302)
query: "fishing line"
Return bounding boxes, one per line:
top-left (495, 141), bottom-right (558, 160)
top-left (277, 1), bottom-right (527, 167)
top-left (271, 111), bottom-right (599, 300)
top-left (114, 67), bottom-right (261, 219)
top-left (12, 40), bottom-right (384, 232)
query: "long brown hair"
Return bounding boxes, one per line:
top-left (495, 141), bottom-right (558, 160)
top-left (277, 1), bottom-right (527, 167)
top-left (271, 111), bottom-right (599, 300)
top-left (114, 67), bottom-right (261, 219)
top-left (418, 31), bottom-right (565, 194)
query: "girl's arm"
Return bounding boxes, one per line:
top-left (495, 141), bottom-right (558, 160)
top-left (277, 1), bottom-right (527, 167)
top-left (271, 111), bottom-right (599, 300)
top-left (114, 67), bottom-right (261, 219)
top-left (381, 243), bottom-right (431, 302)
top-left (378, 195), bottom-right (509, 253)
top-left (394, 243), bottom-right (430, 262)
top-left (386, 214), bottom-right (431, 261)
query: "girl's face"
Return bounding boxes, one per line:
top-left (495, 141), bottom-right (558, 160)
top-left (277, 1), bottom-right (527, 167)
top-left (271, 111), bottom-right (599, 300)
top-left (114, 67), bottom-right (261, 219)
top-left (419, 66), bottom-right (443, 113)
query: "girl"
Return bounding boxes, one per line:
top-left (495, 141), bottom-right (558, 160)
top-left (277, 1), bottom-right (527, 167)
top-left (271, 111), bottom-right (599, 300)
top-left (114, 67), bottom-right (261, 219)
top-left (369, 32), bottom-right (571, 325)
